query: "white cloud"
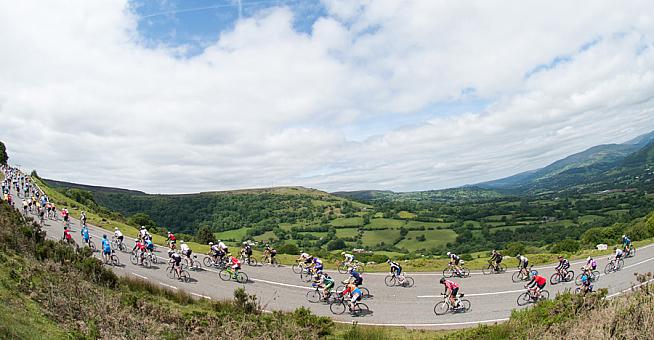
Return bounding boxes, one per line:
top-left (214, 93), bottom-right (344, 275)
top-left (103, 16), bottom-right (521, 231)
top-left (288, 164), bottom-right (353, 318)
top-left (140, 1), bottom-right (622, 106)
top-left (1, 0), bottom-right (654, 193)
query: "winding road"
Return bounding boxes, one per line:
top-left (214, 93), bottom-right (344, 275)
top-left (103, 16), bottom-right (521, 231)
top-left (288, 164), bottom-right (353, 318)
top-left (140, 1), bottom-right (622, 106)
top-left (9, 187), bottom-right (654, 329)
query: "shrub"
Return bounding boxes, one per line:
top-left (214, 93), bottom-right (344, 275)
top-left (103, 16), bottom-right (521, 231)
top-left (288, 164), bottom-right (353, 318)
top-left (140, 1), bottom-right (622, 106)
top-left (504, 242), bottom-right (526, 256)
top-left (326, 238), bottom-right (346, 250)
top-left (551, 239), bottom-right (580, 253)
top-left (277, 243), bottom-right (299, 255)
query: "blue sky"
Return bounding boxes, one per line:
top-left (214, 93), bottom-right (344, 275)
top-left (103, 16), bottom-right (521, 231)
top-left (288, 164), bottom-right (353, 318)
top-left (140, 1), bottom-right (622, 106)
top-left (131, 0), bottom-right (326, 56)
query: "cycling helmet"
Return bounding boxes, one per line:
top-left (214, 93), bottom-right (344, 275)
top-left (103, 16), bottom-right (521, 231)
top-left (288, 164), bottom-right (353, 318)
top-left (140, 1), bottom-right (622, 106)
top-left (586, 256), bottom-right (591, 261)
top-left (531, 270), bottom-right (538, 277)
top-left (622, 235), bottom-right (626, 238)
top-left (516, 254), bottom-right (521, 258)
top-left (103, 235), bottom-right (107, 239)
top-left (209, 242), bottom-right (213, 245)
top-left (114, 227), bottom-right (118, 231)
top-left (439, 277), bottom-right (445, 284)
top-left (180, 240), bottom-right (185, 243)
top-left (386, 259), bottom-right (391, 263)
top-left (558, 255), bottom-right (563, 259)
top-left (140, 226), bottom-right (145, 230)
top-left (168, 250), bottom-right (173, 257)
top-left (341, 251), bottom-right (345, 255)
top-left (243, 242), bottom-right (247, 245)
top-left (446, 252), bottom-right (451, 256)
top-left (134, 238), bottom-right (138, 242)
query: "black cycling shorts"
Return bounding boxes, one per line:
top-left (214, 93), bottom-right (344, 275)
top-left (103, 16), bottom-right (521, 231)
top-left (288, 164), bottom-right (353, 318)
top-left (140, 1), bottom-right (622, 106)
top-left (451, 287), bottom-right (459, 297)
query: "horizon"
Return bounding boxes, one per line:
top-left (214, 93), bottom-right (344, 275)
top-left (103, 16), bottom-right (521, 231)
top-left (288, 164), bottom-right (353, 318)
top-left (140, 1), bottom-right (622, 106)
top-left (2, 1), bottom-right (654, 193)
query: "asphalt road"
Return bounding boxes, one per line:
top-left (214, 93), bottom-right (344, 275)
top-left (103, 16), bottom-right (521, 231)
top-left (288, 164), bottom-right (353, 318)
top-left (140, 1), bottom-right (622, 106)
top-left (9, 189), bottom-right (654, 329)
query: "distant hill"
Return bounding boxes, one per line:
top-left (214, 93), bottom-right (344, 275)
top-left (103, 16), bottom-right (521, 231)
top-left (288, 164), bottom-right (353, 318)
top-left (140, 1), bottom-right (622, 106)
top-left (478, 130), bottom-right (654, 194)
top-left (333, 187), bottom-right (503, 202)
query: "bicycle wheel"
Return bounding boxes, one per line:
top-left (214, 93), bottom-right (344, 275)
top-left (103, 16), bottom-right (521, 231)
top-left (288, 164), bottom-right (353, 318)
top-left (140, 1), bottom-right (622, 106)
top-left (617, 259), bottom-right (624, 271)
top-left (630, 247), bottom-right (636, 257)
top-left (89, 241), bottom-right (96, 251)
top-left (337, 263), bottom-right (348, 274)
top-left (564, 270), bottom-right (574, 282)
top-left (549, 273), bottom-right (561, 285)
top-left (306, 290), bottom-right (322, 303)
top-left (384, 275), bottom-right (396, 287)
top-left (179, 270), bottom-right (190, 283)
top-left (482, 264), bottom-right (493, 275)
top-left (330, 301), bottom-right (346, 315)
top-left (357, 264), bottom-right (365, 274)
top-left (604, 262), bottom-right (614, 274)
top-left (516, 292), bottom-right (531, 306)
top-left (403, 277), bottom-right (415, 288)
top-left (498, 263), bottom-right (507, 273)
top-left (219, 269), bottom-right (231, 281)
top-left (458, 299), bottom-right (471, 312)
top-left (247, 258), bottom-right (257, 266)
top-left (259, 256), bottom-right (268, 265)
top-left (142, 259), bottom-right (151, 268)
top-left (575, 273), bottom-right (583, 286)
top-left (511, 271), bottom-right (523, 283)
top-left (360, 287), bottom-right (370, 299)
top-left (539, 290), bottom-right (550, 300)
top-left (353, 303), bottom-right (369, 316)
top-left (203, 257), bottom-right (213, 267)
top-left (592, 271), bottom-right (600, 282)
top-left (130, 254), bottom-right (138, 265)
top-left (292, 264), bottom-right (303, 274)
top-left (460, 268), bottom-right (470, 278)
top-left (301, 272), bottom-right (313, 283)
top-left (167, 267), bottom-right (176, 279)
top-left (111, 255), bottom-right (120, 266)
top-left (433, 301), bottom-right (450, 315)
top-left (236, 272), bottom-right (248, 283)
top-left (442, 268), bottom-right (453, 278)
top-left (335, 285), bottom-right (346, 294)
top-left (150, 254), bottom-right (158, 265)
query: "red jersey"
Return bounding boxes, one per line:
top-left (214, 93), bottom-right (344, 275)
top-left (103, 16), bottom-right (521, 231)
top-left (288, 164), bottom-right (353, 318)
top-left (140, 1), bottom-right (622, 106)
top-left (64, 230), bottom-right (72, 239)
top-left (534, 275), bottom-right (546, 285)
top-left (230, 257), bottom-right (241, 266)
top-left (443, 280), bottom-right (459, 290)
top-left (168, 234), bottom-right (176, 241)
top-left (136, 242), bottom-right (146, 251)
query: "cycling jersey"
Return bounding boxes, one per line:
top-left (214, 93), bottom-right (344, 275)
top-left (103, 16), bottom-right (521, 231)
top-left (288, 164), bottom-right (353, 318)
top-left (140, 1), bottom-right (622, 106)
top-left (64, 230), bottom-right (72, 240)
top-left (587, 259), bottom-right (597, 269)
top-left (615, 249), bottom-right (623, 257)
top-left (171, 253), bottom-right (182, 265)
top-left (114, 230), bottom-right (123, 238)
top-left (145, 239), bottom-right (154, 250)
top-left (344, 254), bottom-right (354, 262)
top-left (622, 237), bottom-right (631, 246)
top-left (81, 227), bottom-right (90, 241)
top-left (443, 280), bottom-right (459, 291)
top-left (135, 242), bottom-right (146, 251)
top-left (556, 259), bottom-right (570, 270)
top-left (101, 238), bottom-right (111, 254)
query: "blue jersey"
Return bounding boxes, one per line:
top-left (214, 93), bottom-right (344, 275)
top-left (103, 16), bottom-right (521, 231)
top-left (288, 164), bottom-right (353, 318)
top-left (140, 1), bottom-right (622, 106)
top-left (145, 239), bottom-right (154, 249)
top-left (352, 287), bottom-right (362, 296)
top-left (81, 228), bottom-right (89, 240)
top-left (102, 238), bottom-right (111, 251)
top-left (350, 271), bottom-right (361, 279)
top-left (623, 237), bottom-right (631, 246)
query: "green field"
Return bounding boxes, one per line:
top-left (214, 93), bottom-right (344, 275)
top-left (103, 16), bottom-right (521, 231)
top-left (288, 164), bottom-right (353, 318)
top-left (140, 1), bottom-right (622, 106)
top-left (366, 218), bottom-right (406, 229)
top-left (396, 229), bottom-right (457, 251)
top-left (253, 231), bottom-right (277, 242)
top-left (214, 228), bottom-right (250, 241)
top-left (361, 229), bottom-right (401, 246)
top-left (335, 228), bottom-right (359, 238)
top-left (330, 217), bottom-right (363, 227)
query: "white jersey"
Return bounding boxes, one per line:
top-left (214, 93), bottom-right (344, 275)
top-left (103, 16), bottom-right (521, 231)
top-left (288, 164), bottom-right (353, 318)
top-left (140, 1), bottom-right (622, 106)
top-left (615, 249), bottom-right (623, 257)
top-left (180, 244), bottom-right (190, 253)
top-left (140, 229), bottom-right (148, 238)
top-left (218, 241), bottom-right (228, 250)
top-left (114, 230), bottom-right (123, 238)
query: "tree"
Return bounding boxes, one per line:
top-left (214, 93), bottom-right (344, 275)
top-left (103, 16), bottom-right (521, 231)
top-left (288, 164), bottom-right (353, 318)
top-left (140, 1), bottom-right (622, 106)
top-left (0, 141), bottom-right (7, 165)
top-left (278, 243), bottom-right (299, 255)
top-left (127, 213), bottom-right (157, 228)
top-left (326, 238), bottom-right (346, 250)
top-left (504, 242), bottom-right (526, 256)
top-left (195, 225), bottom-right (216, 244)
top-left (551, 239), bottom-right (580, 253)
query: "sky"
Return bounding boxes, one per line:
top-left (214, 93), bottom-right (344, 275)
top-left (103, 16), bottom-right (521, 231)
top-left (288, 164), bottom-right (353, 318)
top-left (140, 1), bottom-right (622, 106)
top-left (1, 0), bottom-right (654, 194)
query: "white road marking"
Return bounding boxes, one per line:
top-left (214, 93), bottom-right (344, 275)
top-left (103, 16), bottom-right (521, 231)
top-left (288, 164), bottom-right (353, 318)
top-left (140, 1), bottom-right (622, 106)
top-left (251, 277), bottom-right (313, 291)
top-left (622, 256), bottom-right (654, 270)
top-left (131, 272), bottom-right (148, 280)
top-left (191, 292), bottom-right (212, 300)
top-left (417, 288), bottom-right (525, 298)
top-left (606, 277), bottom-right (654, 299)
top-left (159, 282), bottom-right (178, 290)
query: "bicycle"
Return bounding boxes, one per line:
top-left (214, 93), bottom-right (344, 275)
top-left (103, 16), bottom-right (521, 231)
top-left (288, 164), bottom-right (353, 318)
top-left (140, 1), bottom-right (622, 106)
top-left (167, 262), bottom-right (190, 282)
top-left (292, 261), bottom-right (308, 274)
top-left (240, 254), bottom-right (258, 267)
top-left (184, 255), bottom-right (201, 270)
top-left (433, 293), bottom-right (471, 315)
top-left (111, 237), bottom-right (127, 253)
top-left (335, 284), bottom-right (370, 299)
top-left (442, 263), bottom-right (470, 278)
top-left (574, 270), bottom-right (600, 286)
top-left (219, 267), bottom-right (248, 283)
top-left (105, 250), bottom-right (120, 266)
top-left (511, 266), bottom-right (536, 283)
top-left (604, 257), bottom-right (624, 274)
top-left (260, 252), bottom-right (278, 266)
top-left (145, 251), bottom-right (158, 265)
top-left (482, 261), bottom-right (507, 275)
top-left (337, 260), bottom-right (365, 274)
top-left (329, 295), bottom-right (370, 316)
top-left (624, 246), bottom-right (636, 258)
top-left (130, 251), bottom-right (151, 268)
top-left (517, 288), bottom-right (549, 306)
top-left (299, 267), bottom-right (315, 283)
top-left (306, 284), bottom-right (337, 304)
top-left (384, 273), bottom-right (414, 288)
top-left (83, 237), bottom-right (96, 252)
top-left (550, 269), bottom-right (574, 285)
top-left (203, 255), bottom-right (227, 269)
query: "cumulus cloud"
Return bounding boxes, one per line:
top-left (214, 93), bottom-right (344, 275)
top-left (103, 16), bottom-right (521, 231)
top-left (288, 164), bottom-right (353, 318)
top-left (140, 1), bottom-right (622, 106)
top-left (1, 0), bottom-right (654, 193)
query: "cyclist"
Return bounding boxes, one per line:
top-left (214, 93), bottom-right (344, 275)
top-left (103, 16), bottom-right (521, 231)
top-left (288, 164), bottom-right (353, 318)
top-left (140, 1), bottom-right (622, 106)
top-left (217, 239), bottom-right (229, 254)
top-left (144, 237), bottom-right (155, 255)
top-left (555, 256), bottom-right (570, 277)
top-left (228, 254), bottom-right (242, 279)
top-left (586, 256), bottom-right (597, 271)
top-left (166, 232), bottom-right (176, 250)
top-left (264, 244), bottom-right (277, 264)
top-left (81, 224), bottom-right (91, 247)
top-left (80, 211), bottom-right (87, 225)
top-left (516, 254), bottom-right (529, 276)
top-left (313, 256), bottom-right (324, 274)
top-left (208, 242), bottom-right (224, 264)
top-left (580, 272), bottom-right (593, 294)
top-left (525, 270), bottom-right (546, 298)
top-left (446, 251), bottom-right (462, 274)
top-left (622, 235), bottom-right (632, 254)
top-left (113, 227), bottom-right (124, 247)
top-left (241, 242), bottom-right (253, 264)
top-left (168, 250), bottom-right (183, 279)
top-left (490, 250), bottom-right (503, 271)
top-left (101, 235), bottom-right (111, 263)
top-left (387, 259), bottom-right (405, 284)
top-left (318, 273), bottom-right (335, 301)
top-left (62, 208), bottom-right (69, 225)
top-left (180, 241), bottom-right (193, 267)
top-left (341, 251), bottom-right (355, 267)
top-left (139, 226), bottom-right (150, 241)
top-left (63, 226), bottom-right (73, 244)
top-left (612, 247), bottom-right (624, 271)
top-left (132, 238), bottom-right (147, 264)
top-left (347, 267), bottom-right (363, 286)
top-left (297, 252), bottom-right (312, 271)
top-left (22, 199), bottom-right (28, 214)
top-left (439, 277), bottom-right (460, 308)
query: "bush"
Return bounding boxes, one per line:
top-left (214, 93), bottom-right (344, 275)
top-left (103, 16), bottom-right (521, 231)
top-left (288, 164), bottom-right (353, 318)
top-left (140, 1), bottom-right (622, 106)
top-left (277, 243), bottom-right (299, 255)
top-left (195, 225), bottom-right (216, 244)
top-left (504, 242), bottom-right (526, 256)
top-left (551, 239), bottom-right (580, 253)
top-left (326, 238), bottom-right (346, 250)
